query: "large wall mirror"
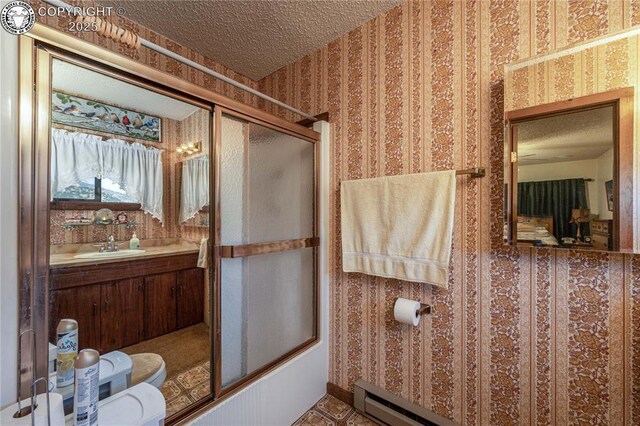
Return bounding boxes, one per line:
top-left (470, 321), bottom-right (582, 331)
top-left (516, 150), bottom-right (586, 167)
top-left (503, 29), bottom-right (638, 254)
top-left (47, 56), bottom-right (214, 420)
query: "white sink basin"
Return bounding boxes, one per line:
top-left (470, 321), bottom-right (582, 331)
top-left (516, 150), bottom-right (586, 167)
top-left (74, 249), bottom-right (146, 259)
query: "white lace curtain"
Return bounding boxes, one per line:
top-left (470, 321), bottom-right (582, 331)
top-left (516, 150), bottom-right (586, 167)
top-left (180, 155), bottom-right (209, 223)
top-left (50, 128), bottom-right (165, 223)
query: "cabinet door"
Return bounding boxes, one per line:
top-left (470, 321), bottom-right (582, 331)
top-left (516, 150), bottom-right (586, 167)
top-left (50, 285), bottom-right (101, 352)
top-left (144, 272), bottom-right (177, 339)
top-left (177, 268), bottom-right (205, 329)
top-left (101, 278), bottom-right (144, 352)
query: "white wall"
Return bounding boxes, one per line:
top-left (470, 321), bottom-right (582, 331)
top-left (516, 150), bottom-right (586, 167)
top-left (190, 121), bottom-right (330, 425)
top-left (0, 28), bottom-right (19, 408)
top-left (518, 158), bottom-right (600, 214)
top-left (596, 148), bottom-right (614, 220)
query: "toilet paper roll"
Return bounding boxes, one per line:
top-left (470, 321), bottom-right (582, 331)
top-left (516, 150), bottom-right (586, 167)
top-left (394, 297), bottom-right (421, 326)
top-left (0, 392), bottom-right (65, 426)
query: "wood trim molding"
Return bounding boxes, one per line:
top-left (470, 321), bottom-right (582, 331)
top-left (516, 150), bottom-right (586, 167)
top-left (616, 94), bottom-right (634, 252)
top-left (219, 106), bottom-right (319, 143)
top-left (50, 253), bottom-right (199, 289)
top-left (296, 112), bottom-right (329, 128)
top-left (326, 382), bottom-right (354, 407)
top-left (504, 87), bottom-right (634, 121)
top-left (219, 237), bottom-right (319, 258)
top-left (50, 200), bottom-right (142, 211)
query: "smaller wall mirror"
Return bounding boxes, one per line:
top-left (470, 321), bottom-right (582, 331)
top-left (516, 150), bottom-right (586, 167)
top-left (178, 155), bottom-right (210, 227)
top-left (504, 88), bottom-right (635, 253)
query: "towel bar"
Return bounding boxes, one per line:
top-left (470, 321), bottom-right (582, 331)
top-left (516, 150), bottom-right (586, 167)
top-left (456, 167), bottom-right (485, 178)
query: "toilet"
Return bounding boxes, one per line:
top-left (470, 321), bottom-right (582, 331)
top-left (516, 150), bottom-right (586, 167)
top-left (129, 353), bottom-right (167, 389)
top-left (49, 347), bottom-right (167, 401)
top-left (93, 383), bottom-right (166, 426)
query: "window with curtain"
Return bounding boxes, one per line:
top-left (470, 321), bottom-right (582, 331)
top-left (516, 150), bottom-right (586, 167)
top-left (50, 128), bottom-right (164, 222)
top-left (517, 178), bottom-right (589, 240)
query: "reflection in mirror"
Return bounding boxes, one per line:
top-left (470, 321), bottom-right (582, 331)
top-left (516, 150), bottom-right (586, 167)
top-left (179, 155), bottom-right (209, 227)
top-left (505, 87), bottom-right (635, 253)
top-left (514, 107), bottom-right (613, 249)
top-left (47, 58), bottom-right (211, 418)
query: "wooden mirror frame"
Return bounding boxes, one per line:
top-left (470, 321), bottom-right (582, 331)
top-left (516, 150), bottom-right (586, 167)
top-left (504, 87), bottom-right (634, 252)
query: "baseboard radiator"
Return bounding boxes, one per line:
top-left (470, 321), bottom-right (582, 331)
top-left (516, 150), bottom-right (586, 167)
top-left (353, 380), bottom-right (458, 426)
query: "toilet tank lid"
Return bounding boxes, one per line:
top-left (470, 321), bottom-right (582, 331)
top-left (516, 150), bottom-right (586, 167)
top-left (91, 383), bottom-right (166, 426)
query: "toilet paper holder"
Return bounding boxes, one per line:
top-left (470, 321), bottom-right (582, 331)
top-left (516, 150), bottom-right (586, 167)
top-left (418, 303), bottom-right (431, 315)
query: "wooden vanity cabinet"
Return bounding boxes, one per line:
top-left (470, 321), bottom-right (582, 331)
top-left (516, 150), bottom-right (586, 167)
top-left (49, 253), bottom-right (204, 353)
top-left (143, 268), bottom-right (205, 338)
top-left (177, 268), bottom-right (205, 329)
top-left (144, 272), bottom-right (178, 339)
top-left (49, 284), bottom-right (101, 352)
top-left (101, 278), bottom-right (144, 353)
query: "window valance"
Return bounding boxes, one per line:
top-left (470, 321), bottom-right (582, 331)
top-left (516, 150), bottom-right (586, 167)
top-left (50, 128), bottom-right (164, 223)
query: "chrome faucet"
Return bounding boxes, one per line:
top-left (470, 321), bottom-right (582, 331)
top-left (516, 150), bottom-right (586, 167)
top-left (106, 235), bottom-right (119, 252)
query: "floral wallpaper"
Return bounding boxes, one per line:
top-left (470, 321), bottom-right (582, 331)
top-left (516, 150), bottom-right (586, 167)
top-left (257, 1), bottom-right (640, 424)
top-left (35, 0), bottom-right (640, 423)
top-left (504, 29), bottom-right (640, 425)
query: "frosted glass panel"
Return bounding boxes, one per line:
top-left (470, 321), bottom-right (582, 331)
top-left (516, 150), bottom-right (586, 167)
top-left (220, 248), bottom-right (315, 388)
top-left (220, 114), bottom-right (314, 245)
top-left (219, 114), bottom-right (246, 246)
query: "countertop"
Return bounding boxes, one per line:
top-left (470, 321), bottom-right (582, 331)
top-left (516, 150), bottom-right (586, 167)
top-left (50, 238), bottom-right (201, 268)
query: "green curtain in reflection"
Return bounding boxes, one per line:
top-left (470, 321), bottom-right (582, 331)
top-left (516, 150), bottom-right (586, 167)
top-left (518, 178), bottom-right (589, 240)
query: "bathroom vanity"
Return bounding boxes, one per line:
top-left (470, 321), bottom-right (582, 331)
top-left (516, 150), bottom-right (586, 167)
top-left (49, 250), bottom-right (204, 354)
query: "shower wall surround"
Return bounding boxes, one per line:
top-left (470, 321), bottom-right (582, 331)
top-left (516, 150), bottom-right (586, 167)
top-left (257, 1), bottom-right (640, 424)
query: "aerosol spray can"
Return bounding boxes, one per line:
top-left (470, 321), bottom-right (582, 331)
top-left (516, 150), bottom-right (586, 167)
top-left (56, 319), bottom-right (78, 387)
top-left (74, 349), bottom-right (100, 426)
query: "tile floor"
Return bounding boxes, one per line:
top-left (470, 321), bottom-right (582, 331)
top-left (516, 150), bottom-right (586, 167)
top-left (293, 394), bottom-right (378, 425)
top-left (161, 360), bottom-right (211, 417)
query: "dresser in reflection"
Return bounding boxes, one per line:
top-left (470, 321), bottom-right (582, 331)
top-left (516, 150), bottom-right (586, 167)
top-left (591, 219), bottom-right (613, 251)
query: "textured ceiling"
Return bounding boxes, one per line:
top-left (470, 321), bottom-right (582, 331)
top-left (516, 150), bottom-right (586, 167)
top-left (53, 59), bottom-right (200, 120)
top-left (517, 106), bottom-right (613, 166)
top-left (97, 0), bottom-right (403, 80)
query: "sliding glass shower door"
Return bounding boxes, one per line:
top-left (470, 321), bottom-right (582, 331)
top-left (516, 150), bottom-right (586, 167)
top-left (214, 110), bottom-right (318, 394)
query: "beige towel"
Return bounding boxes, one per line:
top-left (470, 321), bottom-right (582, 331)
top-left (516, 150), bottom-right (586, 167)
top-left (340, 170), bottom-right (456, 287)
top-left (197, 237), bottom-right (208, 269)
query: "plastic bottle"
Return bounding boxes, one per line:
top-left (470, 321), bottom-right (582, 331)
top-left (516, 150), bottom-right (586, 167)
top-left (129, 233), bottom-right (140, 250)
